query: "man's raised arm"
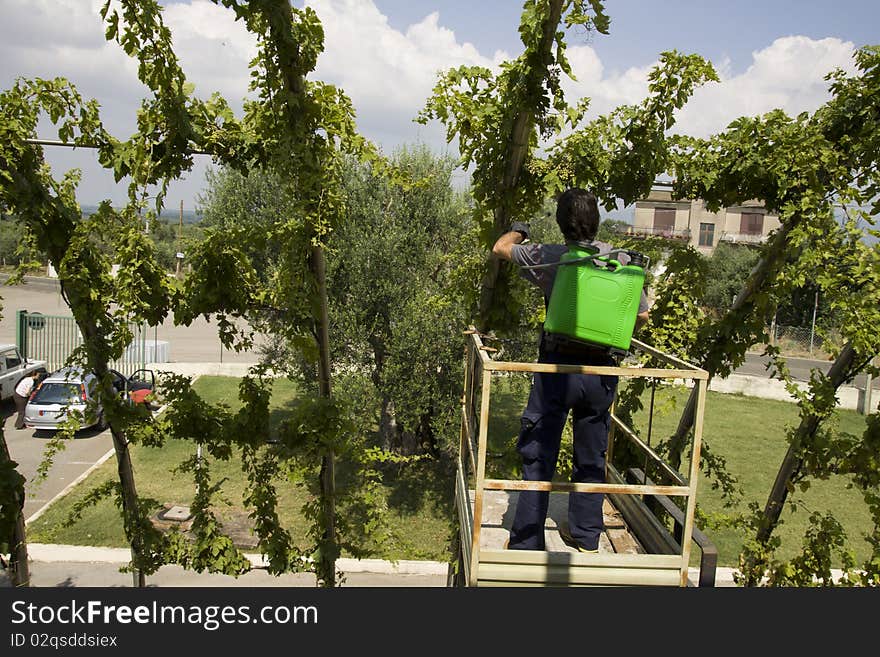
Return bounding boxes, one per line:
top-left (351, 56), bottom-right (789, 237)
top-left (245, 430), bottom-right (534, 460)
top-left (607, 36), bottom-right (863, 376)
top-left (492, 221), bottom-right (530, 262)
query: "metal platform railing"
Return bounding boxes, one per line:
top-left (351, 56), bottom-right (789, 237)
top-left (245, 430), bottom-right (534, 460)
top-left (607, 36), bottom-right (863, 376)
top-left (455, 328), bottom-right (709, 587)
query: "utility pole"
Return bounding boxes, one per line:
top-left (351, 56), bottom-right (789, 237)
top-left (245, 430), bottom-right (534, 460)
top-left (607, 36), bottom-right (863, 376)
top-left (175, 200), bottom-right (183, 279)
top-left (809, 290), bottom-right (819, 356)
top-left (863, 355), bottom-right (877, 415)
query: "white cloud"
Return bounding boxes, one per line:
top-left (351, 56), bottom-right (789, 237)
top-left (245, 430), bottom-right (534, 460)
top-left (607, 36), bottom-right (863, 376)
top-left (673, 37), bottom-right (858, 137)
top-left (163, 0), bottom-right (257, 107)
top-left (0, 1), bottom-right (863, 206)
top-left (305, 0), bottom-right (507, 154)
top-left (2, 0), bottom-right (108, 50)
top-left (0, 0), bottom-right (142, 134)
top-left (562, 46), bottom-right (654, 116)
top-left (559, 36), bottom-right (857, 139)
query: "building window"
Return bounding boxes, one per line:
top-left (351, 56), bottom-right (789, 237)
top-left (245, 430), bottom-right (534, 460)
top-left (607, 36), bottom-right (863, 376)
top-left (699, 222), bottom-right (715, 247)
top-left (740, 212), bottom-right (763, 235)
top-left (653, 208), bottom-right (676, 233)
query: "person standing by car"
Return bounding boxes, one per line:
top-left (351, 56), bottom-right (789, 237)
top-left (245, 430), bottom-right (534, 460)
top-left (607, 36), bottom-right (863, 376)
top-left (13, 370), bottom-right (41, 430)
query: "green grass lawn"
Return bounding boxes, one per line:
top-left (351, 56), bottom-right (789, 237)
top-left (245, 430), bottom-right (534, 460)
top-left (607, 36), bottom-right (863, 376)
top-left (27, 375), bottom-right (874, 569)
top-left (623, 384), bottom-right (874, 568)
top-left (27, 376), bottom-right (455, 563)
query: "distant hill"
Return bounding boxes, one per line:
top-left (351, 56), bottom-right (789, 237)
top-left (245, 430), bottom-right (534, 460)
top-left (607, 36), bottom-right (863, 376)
top-left (605, 205), bottom-right (635, 224)
top-left (80, 204), bottom-right (203, 224)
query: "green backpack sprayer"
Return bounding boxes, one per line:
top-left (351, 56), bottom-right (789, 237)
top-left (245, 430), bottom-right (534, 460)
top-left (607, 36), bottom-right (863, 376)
top-left (528, 243), bottom-right (649, 357)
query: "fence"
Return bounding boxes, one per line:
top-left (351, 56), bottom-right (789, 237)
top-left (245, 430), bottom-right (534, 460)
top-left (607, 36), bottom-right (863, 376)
top-left (620, 225), bottom-right (692, 241)
top-left (769, 324), bottom-right (836, 358)
top-left (16, 310), bottom-right (149, 376)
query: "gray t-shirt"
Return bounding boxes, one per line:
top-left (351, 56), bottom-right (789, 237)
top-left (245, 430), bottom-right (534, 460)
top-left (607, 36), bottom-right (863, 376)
top-left (510, 240), bottom-right (650, 313)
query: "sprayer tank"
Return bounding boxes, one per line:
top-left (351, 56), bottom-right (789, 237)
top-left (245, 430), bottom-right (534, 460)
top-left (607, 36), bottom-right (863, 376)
top-left (543, 245), bottom-right (646, 352)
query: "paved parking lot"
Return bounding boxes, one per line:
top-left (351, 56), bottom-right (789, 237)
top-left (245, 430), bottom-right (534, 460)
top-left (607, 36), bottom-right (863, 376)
top-left (2, 399), bottom-right (114, 521)
top-left (0, 275), bottom-right (264, 363)
top-left (1, 276), bottom-right (262, 521)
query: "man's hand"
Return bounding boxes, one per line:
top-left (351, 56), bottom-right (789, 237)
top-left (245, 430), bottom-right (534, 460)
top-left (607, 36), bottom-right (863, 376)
top-left (492, 222), bottom-right (530, 261)
top-left (510, 221), bottom-right (531, 240)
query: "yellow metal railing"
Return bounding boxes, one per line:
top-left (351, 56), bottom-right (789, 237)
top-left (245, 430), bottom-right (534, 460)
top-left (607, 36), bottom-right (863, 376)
top-left (456, 327), bottom-right (708, 587)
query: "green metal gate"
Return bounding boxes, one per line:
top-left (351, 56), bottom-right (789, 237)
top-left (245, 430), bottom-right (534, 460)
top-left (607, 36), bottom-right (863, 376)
top-left (16, 310), bottom-right (148, 376)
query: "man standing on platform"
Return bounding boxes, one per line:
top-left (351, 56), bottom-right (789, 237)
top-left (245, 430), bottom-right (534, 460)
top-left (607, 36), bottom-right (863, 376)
top-left (491, 188), bottom-right (650, 552)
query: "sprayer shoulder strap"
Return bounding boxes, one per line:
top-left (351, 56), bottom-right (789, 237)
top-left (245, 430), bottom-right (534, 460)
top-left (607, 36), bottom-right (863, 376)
top-left (520, 247), bottom-right (628, 271)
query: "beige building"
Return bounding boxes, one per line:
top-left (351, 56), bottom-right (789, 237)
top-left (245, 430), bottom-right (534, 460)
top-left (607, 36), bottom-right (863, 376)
top-left (630, 187), bottom-right (780, 254)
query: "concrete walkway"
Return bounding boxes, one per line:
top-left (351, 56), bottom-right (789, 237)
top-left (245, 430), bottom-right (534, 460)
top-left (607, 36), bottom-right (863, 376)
top-left (3, 544), bottom-right (743, 587)
top-left (2, 544), bottom-right (450, 588)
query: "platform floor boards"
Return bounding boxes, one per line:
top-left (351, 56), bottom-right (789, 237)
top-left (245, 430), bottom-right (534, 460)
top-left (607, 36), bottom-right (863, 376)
top-left (471, 489), bottom-right (644, 555)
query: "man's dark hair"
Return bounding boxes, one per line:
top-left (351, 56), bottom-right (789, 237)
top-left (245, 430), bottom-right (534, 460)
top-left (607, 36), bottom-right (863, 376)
top-left (555, 188), bottom-right (600, 242)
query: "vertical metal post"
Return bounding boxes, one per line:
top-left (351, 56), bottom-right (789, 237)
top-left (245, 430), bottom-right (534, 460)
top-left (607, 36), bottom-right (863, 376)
top-left (451, 337), bottom-right (474, 587)
top-left (67, 316), bottom-right (74, 370)
top-left (469, 367), bottom-right (492, 586)
top-left (679, 378), bottom-right (707, 587)
top-left (643, 378), bottom-right (657, 485)
top-left (16, 310), bottom-right (27, 359)
top-left (606, 398), bottom-right (616, 479)
top-left (459, 339), bottom-right (473, 475)
top-left (809, 290), bottom-right (818, 356)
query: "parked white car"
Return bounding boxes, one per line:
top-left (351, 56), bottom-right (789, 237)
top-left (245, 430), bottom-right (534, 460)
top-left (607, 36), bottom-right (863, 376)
top-left (24, 366), bottom-right (155, 432)
top-left (0, 344), bottom-right (47, 401)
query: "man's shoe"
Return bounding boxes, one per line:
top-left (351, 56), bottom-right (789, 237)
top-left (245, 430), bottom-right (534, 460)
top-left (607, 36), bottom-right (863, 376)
top-left (559, 522), bottom-right (599, 553)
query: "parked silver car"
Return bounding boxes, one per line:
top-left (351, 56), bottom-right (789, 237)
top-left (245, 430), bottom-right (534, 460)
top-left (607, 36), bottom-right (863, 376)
top-left (24, 366), bottom-right (155, 432)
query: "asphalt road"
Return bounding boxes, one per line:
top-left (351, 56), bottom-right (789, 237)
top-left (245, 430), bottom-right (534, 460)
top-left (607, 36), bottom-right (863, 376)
top-left (738, 352), bottom-right (878, 390)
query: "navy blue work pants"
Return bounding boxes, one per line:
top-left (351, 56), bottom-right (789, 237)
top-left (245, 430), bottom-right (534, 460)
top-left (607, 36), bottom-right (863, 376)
top-left (507, 348), bottom-right (618, 551)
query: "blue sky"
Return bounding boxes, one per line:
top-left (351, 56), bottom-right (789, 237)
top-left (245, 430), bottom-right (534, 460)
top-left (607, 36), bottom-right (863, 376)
top-left (375, 0), bottom-right (880, 75)
top-left (2, 0), bottom-right (878, 212)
